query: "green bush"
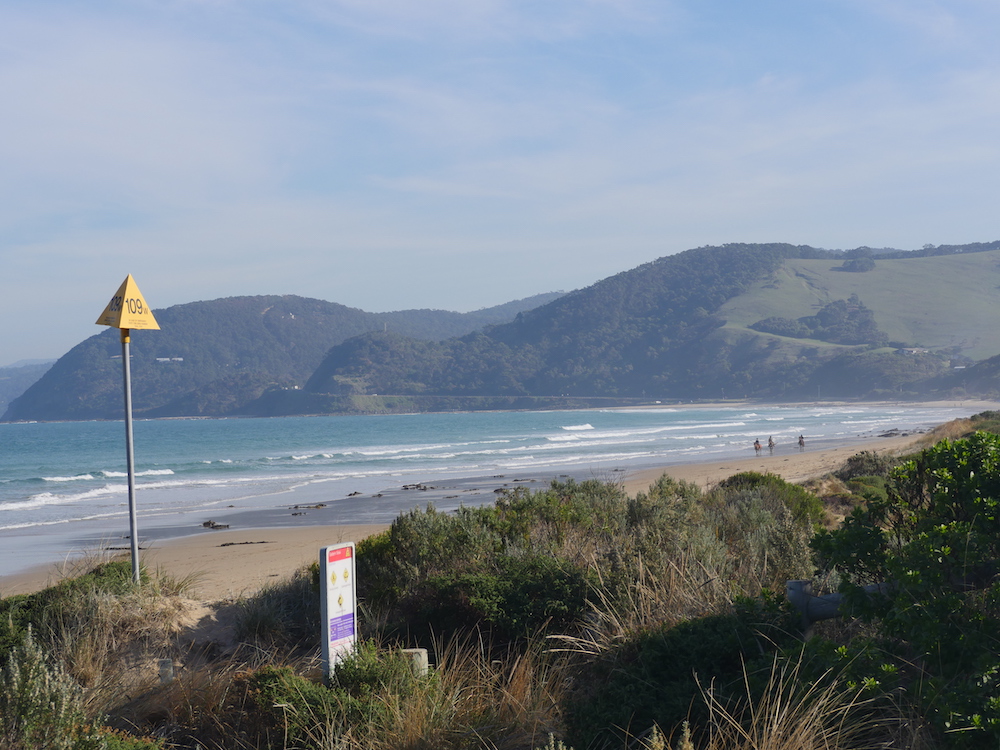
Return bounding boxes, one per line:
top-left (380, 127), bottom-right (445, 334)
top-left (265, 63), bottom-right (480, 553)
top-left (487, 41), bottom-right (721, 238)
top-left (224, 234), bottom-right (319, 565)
top-left (833, 450), bottom-right (899, 481)
top-left (969, 410), bottom-right (1000, 434)
top-left (0, 562), bottom-right (138, 654)
top-left (714, 471), bottom-right (825, 525)
top-left (705, 488), bottom-right (814, 588)
top-left (357, 480), bottom-right (624, 640)
top-left (407, 554), bottom-right (591, 641)
top-left (812, 431), bottom-right (1000, 746)
top-left (0, 627), bottom-right (99, 750)
top-left (357, 476), bottom-right (815, 647)
top-left (564, 597), bottom-right (797, 749)
top-left (248, 641), bottom-right (425, 746)
top-left (845, 475), bottom-right (888, 503)
top-left (250, 665), bottom-right (339, 746)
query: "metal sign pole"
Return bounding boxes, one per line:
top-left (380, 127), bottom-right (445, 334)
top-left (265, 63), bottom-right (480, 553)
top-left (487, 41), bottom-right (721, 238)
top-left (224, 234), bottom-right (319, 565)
top-left (96, 275), bottom-right (160, 585)
top-left (121, 328), bottom-right (140, 583)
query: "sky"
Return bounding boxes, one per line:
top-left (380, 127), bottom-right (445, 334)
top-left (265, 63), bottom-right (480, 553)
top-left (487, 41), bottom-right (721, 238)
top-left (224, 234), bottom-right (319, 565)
top-left (2, 0), bottom-right (1000, 365)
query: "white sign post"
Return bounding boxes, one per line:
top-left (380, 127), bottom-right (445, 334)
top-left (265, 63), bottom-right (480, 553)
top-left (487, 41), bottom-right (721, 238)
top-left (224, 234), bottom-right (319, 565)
top-left (320, 542), bottom-right (357, 679)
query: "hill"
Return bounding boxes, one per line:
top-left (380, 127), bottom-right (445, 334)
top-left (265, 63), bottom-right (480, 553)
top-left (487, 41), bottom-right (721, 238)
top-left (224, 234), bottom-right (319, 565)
top-left (292, 241), bottom-right (1000, 410)
top-left (0, 361), bottom-right (54, 415)
top-left (719, 250), bottom-right (1000, 359)
top-left (10, 241), bottom-right (1000, 421)
top-left (1, 292), bottom-right (563, 421)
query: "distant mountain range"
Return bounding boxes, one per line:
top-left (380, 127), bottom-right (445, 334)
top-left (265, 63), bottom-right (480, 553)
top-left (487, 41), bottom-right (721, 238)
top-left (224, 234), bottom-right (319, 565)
top-left (7, 241), bottom-right (1000, 422)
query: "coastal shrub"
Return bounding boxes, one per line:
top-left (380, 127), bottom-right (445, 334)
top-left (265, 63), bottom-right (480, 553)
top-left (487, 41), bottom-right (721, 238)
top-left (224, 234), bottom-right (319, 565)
top-left (357, 502), bottom-right (499, 609)
top-left (248, 641), bottom-right (425, 747)
top-left (832, 450), bottom-right (898, 481)
top-left (0, 626), bottom-right (105, 750)
top-left (707, 489), bottom-right (813, 590)
top-left (358, 480), bottom-right (623, 638)
top-left (812, 431), bottom-right (1000, 746)
top-left (969, 410), bottom-right (1000, 435)
top-left (713, 471), bottom-right (825, 525)
top-left (249, 665), bottom-right (340, 746)
top-left (0, 561), bottom-right (138, 655)
top-left (564, 596), bottom-right (799, 749)
top-left (234, 564), bottom-right (320, 647)
top-left (359, 476), bottom-right (816, 648)
top-left (844, 475), bottom-right (888, 503)
top-left (405, 554), bottom-right (591, 642)
top-left (486, 478), bottom-right (630, 541)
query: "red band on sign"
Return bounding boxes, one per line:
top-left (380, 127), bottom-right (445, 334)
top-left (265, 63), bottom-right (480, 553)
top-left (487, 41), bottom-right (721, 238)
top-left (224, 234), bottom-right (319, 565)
top-left (328, 546), bottom-right (353, 563)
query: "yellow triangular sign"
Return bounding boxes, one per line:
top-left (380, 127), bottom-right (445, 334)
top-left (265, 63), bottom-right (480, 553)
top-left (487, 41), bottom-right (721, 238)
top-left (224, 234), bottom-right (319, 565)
top-left (96, 274), bottom-right (160, 330)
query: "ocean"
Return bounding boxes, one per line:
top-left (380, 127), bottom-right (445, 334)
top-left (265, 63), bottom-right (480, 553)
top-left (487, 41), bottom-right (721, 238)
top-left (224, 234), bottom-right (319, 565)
top-left (0, 403), bottom-right (986, 577)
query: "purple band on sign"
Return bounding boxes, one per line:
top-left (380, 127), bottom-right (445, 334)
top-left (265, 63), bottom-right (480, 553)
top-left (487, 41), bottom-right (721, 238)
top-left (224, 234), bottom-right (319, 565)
top-left (329, 613), bottom-right (355, 642)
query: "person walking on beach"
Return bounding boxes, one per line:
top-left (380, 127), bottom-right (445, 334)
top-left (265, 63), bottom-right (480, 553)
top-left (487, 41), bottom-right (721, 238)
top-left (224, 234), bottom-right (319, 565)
top-left (754, 439), bottom-right (762, 454)
top-left (767, 436), bottom-right (775, 453)
top-left (798, 434), bottom-right (805, 450)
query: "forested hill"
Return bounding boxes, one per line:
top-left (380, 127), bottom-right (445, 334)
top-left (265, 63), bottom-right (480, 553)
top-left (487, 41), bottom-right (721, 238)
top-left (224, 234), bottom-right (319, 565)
top-left (297, 241), bottom-right (1000, 408)
top-left (306, 244), bottom-right (797, 397)
top-left (2, 292), bottom-right (563, 421)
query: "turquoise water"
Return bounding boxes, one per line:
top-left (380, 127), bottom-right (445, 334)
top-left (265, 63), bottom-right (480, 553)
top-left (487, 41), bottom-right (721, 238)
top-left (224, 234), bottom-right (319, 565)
top-left (0, 404), bottom-right (984, 576)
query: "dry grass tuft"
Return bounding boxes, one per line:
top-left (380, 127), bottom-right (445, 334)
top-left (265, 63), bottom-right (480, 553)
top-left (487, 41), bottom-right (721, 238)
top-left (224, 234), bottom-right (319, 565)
top-left (348, 633), bottom-right (569, 750)
top-left (922, 417), bottom-right (976, 443)
top-left (697, 656), bottom-right (890, 750)
top-left (551, 554), bottom-right (735, 657)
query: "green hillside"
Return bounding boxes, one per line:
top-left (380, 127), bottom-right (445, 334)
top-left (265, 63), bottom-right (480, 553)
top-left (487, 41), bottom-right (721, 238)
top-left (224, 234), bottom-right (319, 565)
top-left (2, 292), bottom-right (563, 421)
top-left (720, 251), bottom-right (1000, 359)
top-left (288, 242), bottom-right (1000, 410)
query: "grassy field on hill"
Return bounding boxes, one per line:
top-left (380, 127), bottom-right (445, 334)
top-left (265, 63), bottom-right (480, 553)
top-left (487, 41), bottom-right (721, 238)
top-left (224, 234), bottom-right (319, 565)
top-left (720, 250), bottom-right (1000, 359)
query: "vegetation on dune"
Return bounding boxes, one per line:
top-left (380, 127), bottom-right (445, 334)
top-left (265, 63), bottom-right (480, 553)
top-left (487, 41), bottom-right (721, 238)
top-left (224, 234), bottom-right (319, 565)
top-left (11, 416), bottom-right (1000, 747)
top-left (0, 560), bottom-right (191, 749)
top-left (813, 430), bottom-right (1000, 745)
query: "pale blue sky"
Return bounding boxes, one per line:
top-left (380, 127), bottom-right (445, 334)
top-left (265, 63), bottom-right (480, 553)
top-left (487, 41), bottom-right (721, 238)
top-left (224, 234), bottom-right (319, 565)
top-left (3, 0), bottom-right (999, 364)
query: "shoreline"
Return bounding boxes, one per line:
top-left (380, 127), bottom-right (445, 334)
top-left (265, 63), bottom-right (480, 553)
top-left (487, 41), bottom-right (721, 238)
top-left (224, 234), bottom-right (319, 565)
top-left (5, 396), bottom-right (990, 424)
top-left (0, 430), bottom-right (936, 600)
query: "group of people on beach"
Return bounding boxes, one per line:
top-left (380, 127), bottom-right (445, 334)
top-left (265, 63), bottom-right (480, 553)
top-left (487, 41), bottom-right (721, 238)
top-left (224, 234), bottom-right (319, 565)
top-left (754, 435), bottom-right (805, 454)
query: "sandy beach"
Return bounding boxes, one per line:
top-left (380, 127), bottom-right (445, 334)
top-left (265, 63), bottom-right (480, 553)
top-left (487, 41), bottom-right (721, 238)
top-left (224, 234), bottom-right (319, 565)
top-left (0, 431), bottom-right (933, 601)
top-left (619, 432), bottom-right (927, 495)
